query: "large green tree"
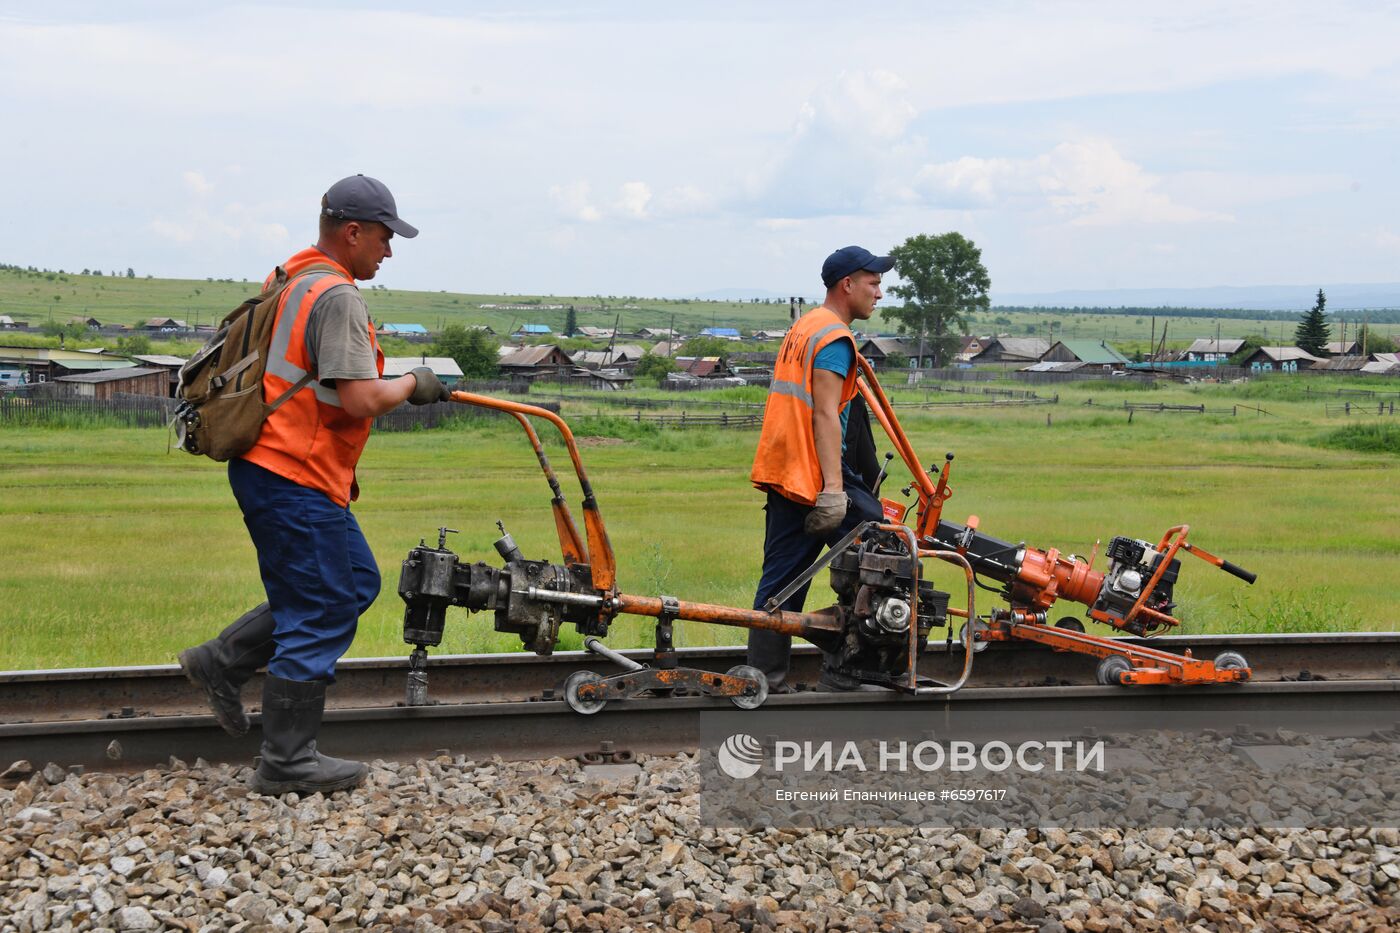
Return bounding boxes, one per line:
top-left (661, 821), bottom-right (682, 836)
top-left (432, 324), bottom-right (500, 379)
top-left (1294, 288), bottom-right (1331, 356)
top-left (1354, 323), bottom-right (1397, 355)
top-left (884, 232), bottom-right (990, 368)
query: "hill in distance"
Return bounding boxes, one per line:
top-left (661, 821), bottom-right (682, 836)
top-left (992, 282), bottom-right (1400, 312)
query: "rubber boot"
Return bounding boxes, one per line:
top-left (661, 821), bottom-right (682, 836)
top-left (251, 676), bottom-right (367, 795)
top-left (178, 603), bottom-right (277, 736)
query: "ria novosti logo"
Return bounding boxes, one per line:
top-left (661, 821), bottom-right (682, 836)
top-left (717, 733), bottom-right (764, 779)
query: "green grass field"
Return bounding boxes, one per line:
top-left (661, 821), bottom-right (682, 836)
top-left (2, 374), bottom-right (1397, 671)
top-left (8, 266), bottom-right (1394, 359)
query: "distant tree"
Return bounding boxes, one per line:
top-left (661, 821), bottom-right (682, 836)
top-left (116, 334), bottom-right (152, 356)
top-left (1351, 323), bottom-right (1396, 355)
top-left (678, 335), bottom-right (730, 358)
top-left (564, 306), bottom-right (578, 337)
top-left (126, 267), bottom-right (135, 278)
top-left (634, 352), bottom-right (678, 386)
top-left (884, 232), bottom-right (991, 368)
top-left (41, 320), bottom-right (84, 341)
top-left (1229, 335), bottom-right (1267, 366)
top-left (1294, 289), bottom-right (1331, 356)
top-left (432, 324), bottom-right (499, 379)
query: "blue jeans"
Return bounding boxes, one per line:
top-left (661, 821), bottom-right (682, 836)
top-left (747, 464), bottom-right (885, 688)
top-left (228, 458), bottom-right (379, 682)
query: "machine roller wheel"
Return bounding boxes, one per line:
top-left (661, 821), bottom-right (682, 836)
top-left (957, 618), bottom-right (990, 653)
top-left (563, 670), bottom-right (608, 715)
top-left (1095, 655), bottom-right (1133, 686)
top-left (725, 665), bottom-right (769, 710)
top-left (1213, 650), bottom-right (1249, 672)
top-left (1055, 617), bottom-right (1085, 633)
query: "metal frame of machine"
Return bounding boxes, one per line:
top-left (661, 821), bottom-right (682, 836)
top-left (395, 358), bottom-right (1256, 713)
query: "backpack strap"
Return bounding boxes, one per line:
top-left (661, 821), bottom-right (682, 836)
top-left (263, 262), bottom-right (355, 412)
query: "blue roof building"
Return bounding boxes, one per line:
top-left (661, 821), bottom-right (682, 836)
top-left (379, 323), bottom-right (429, 335)
top-left (515, 324), bottom-right (553, 335)
top-left (701, 327), bottom-right (741, 338)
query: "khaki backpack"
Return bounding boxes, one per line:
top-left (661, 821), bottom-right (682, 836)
top-left (173, 263), bottom-right (340, 461)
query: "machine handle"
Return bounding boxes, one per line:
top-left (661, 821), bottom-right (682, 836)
top-left (1220, 560), bottom-right (1257, 585)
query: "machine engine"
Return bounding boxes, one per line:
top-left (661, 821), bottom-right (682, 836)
top-left (1092, 536), bottom-right (1179, 633)
top-left (825, 529), bottom-right (949, 683)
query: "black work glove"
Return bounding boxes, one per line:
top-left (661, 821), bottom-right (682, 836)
top-left (408, 366), bottom-right (451, 405)
top-left (804, 490), bottom-right (848, 537)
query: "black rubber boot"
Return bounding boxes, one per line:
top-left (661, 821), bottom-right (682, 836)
top-left (251, 676), bottom-right (367, 795)
top-left (178, 603), bottom-right (276, 736)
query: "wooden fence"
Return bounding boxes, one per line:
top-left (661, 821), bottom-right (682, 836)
top-left (1324, 401), bottom-right (1398, 417)
top-left (0, 393), bottom-right (177, 428)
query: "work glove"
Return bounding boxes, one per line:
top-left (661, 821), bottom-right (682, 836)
top-left (408, 367), bottom-right (451, 405)
top-left (804, 490), bottom-right (848, 538)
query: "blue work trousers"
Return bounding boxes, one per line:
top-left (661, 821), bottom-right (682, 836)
top-left (747, 464), bottom-right (884, 688)
top-left (228, 458), bottom-right (380, 683)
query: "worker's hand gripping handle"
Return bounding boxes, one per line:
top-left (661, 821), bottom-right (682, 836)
top-left (1220, 560), bottom-right (1257, 585)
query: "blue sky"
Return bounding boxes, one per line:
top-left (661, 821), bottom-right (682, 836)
top-left (2, 1), bottom-right (1397, 299)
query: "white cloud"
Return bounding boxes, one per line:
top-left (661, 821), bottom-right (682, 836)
top-left (148, 211), bottom-right (289, 249)
top-left (1375, 229), bottom-right (1400, 255)
top-left (915, 140), bottom-right (1233, 226)
top-left (182, 171), bottom-right (213, 197)
top-left (548, 182), bottom-right (601, 223)
top-left (615, 182), bottom-right (652, 219)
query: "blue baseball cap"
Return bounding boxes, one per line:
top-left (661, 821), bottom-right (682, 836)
top-left (322, 174), bottom-right (419, 238)
top-left (821, 245), bottom-right (894, 288)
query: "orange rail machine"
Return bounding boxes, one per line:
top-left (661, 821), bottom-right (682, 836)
top-left (396, 359), bottom-right (1256, 713)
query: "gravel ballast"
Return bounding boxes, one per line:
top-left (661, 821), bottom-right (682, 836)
top-left (1, 752), bottom-right (1396, 932)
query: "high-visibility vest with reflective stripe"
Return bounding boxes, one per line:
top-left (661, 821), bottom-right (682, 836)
top-left (240, 247), bottom-right (383, 507)
top-left (750, 306), bottom-right (859, 505)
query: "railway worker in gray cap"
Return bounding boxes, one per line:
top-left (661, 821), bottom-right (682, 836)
top-left (179, 175), bottom-right (450, 795)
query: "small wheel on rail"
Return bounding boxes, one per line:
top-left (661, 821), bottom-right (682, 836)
top-left (1055, 617), bottom-right (1085, 633)
top-left (1095, 655), bottom-right (1133, 686)
top-left (1213, 650), bottom-right (1249, 672)
top-left (563, 670), bottom-right (608, 715)
top-left (726, 665), bottom-right (769, 710)
top-left (957, 618), bottom-right (990, 653)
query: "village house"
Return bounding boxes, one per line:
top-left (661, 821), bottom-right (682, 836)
top-left (142, 317), bottom-right (189, 334)
top-left (1183, 338), bottom-right (1245, 362)
top-left (1039, 340), bottom-right (1130, 370)
top-left (378, 323), bottom-right (429, 337)
top-left (130, 354), bottom-right (189, 397)
top-left (968, 337), bottom-right (1052, 366)
top-left (382, 356), bottom-right (465, 387)
top-left (1238, 346), bottom-right (1324, 372)
top-left (53, 366), bottom-right (168, 399)
top-left (498, 344), bottom-right (573, 378)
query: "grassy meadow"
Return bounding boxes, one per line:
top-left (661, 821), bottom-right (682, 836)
top-left (2, 375), bottom-right (1398, 671)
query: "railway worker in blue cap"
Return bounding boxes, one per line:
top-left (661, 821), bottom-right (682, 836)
top-left (178, 175), bottom-right (449, 795)
top-left (748, 246), bottom-right (895, 691)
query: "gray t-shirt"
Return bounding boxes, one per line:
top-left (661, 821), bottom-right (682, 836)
top-left (304, 284), bottom-right (377, 386)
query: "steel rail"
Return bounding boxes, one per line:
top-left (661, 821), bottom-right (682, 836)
top-left (3, 679), bottom-right (1396, 776)
top-left (2, 633), bottom-right (1395, 726)
top-left (1, 634), bottom-right (1396, 774)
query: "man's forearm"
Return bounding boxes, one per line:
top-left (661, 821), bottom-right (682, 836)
top-left (812, 407), bottom-right (844, 493)
top-left (336, 375), bottom-right (417, 419)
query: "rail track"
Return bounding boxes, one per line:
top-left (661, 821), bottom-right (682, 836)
top-left (3, 633), bottom-right (1396, 776)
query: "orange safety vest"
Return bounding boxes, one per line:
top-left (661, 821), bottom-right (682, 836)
top-left (750, 306), bottom-right (859, 506)
top-left (240, 247), bottom-right (384, 507)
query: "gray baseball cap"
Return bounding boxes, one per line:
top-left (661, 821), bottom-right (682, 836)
top-left (321, 174), bottom-right (419, 238)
